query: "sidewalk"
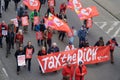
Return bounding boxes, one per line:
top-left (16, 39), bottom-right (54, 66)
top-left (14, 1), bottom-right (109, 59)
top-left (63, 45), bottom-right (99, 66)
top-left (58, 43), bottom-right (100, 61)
top-left (93, 0), bottom-right (120, 20)
top-left (0, 60), bottom-right (9, 80)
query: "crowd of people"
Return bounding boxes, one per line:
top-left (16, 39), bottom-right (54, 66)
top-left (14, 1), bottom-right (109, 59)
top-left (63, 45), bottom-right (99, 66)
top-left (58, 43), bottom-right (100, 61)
top-left (0, 0), bottom-right (119, 80)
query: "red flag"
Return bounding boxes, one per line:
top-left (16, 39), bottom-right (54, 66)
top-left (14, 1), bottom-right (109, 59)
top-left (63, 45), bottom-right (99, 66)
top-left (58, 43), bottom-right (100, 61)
top-left (23, 0), bottom-right (40, 11)
top-left (45, 13), bottom-right (71, 33)
top-left (67, 0), bottom-right (82, 10)
top-left (38, 46), bottom-right (110, 73)
top-left (76, 6), bottom-right (99, 20)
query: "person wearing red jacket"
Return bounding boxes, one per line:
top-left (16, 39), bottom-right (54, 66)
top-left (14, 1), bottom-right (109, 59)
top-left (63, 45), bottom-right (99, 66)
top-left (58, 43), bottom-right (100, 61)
top-left (43, 27), bottom-right (53, 50)
top-left (47, 6), bottom-right (55, 15)
top-left (75, 61), bottom-right (87, 80)
top-left (0, 21), bottom-right (8, 48)
top-left (15, 29), bottom-right (24, 49)
top-left (60, 3), bottom-right (67, 14)
top-left (106, 38), bottom-right (118, 64)
top-left (62, 62), bottom-right (74, 80)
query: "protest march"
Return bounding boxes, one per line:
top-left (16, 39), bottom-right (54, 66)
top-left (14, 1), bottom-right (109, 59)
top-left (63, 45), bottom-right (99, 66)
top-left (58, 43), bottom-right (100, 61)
top-left (0, 0), bottom-right (120, 80)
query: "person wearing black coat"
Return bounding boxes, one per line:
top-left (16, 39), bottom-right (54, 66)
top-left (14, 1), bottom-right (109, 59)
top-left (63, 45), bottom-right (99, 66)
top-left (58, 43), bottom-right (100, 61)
top-left (58, 10), bottom-right (67, 41)
top-left (6, 29), bottom-right (15, 57)
top-left (40, 20), bottom-right (46, 33)
top-left (14, 46), bottom-right (25, 75)
top-left (94, 37), bottom-right (104, 65)
top-left (38, 46), bottom-right (47, 73)
top-left (48, 42), bottom-right (59, 54)
top-left (0, 0), bottom-right (2, 18)
top-left (4, 0), bottom-right (10, 11)
top-left (24, 41), bottom-right (35, 71)
top-left (13, 0), bottom-right (21, 10)
top-left (94, 37), bottom-right (104, 46)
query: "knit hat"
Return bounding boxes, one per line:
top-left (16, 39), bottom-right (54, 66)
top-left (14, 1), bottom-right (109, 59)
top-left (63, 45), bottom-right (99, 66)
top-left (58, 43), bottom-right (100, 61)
top-left (79, 61), bottom-right (83, 65)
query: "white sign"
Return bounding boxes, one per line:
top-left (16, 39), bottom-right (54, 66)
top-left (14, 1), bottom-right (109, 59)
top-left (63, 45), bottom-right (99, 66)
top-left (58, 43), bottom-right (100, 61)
top-left (2, 30), bottom-right (7, 36)
top-left (11, 18), bottom-right (18, 27)
top-left (54, 18), bottom-right (63, 27)
top-left (17, 55), bottom-right (26, 66)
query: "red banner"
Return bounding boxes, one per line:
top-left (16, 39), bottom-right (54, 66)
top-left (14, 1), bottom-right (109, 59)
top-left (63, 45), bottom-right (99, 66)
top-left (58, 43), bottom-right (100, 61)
top-left (23, 0), bottom-right (40, 11)
top-left (45, 13), bottom-right (71, 33)
top-left (34, 16), bottom-right (40, 26)
top-left (76, 6), bottom-right (99, 20)
top-left (21, 16), bottom-right (29, 26)
top-left (38, 46), bottom-right (110, 73)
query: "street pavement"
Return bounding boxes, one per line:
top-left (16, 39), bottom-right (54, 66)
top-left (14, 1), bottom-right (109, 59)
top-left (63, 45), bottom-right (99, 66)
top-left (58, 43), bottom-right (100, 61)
top-left (93, 0), bottom-right (120, 20)
top-left (0, 0), bottom-right (120, 80)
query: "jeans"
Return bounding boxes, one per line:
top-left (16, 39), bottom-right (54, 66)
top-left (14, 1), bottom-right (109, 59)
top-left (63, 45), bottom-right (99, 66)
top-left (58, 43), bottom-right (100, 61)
top-left (69, 37), bottom-right (74, 44)
top-left (47, 39), bottom-right (52, 48)
top-left (26, 59), bottom-right (31, 71)
top-left (0, 37), bottom-right (3, 47)
top-left (59, 31), bottom-right (65, 41)
top-left (37, 40), bottom-right (43, 46)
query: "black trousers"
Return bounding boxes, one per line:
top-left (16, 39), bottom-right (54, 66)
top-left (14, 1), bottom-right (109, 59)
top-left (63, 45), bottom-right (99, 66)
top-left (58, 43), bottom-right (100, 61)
top-left (37, 40), bottom-right (43, 46)
top-left (59, 31), bottom-right (65, 41)
top-left (110, 50), bottom-right (114, 63)
top-left (4, 1), bottom-right (9, 11)
top-left (0, 37), bottom-right (3, 47)
top-left (31, 22), bottom-right (34, 30)
top-left (16, 60), bottom-right (20, 72)
top-left (15, 2), bottom-right (18, 10)
top-left (43, 39), bottom-right (47, 50)
top-left (26, 59), bottom-right (31, 71)
top-left (0, 13), bottom-right (2, 18)
top-left (17, 65), bottom-right (20, 72)
top-left (47, 39), bottom-right (52, 48)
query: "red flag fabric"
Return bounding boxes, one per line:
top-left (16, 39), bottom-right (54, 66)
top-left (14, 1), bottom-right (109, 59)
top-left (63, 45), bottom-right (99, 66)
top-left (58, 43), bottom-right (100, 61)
top-left (23, 0), bottom-right (40, 11)
top-left (67, 0), bottom-right (82, 10)
top-left (76, 6), bottom-right (99, 20)
top-left (45, 13), bottom-right (71, 33)
top-left (38, 46), bottom-right (110, 73)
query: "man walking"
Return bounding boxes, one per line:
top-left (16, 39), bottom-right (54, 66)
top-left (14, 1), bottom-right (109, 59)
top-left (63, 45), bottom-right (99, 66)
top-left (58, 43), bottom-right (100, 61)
top-left (75, 61), bottom-right (87, 80)
top-left (106, 38), bottom-right (119, 64)
top-left (24, 41), bottom-right (34, 71)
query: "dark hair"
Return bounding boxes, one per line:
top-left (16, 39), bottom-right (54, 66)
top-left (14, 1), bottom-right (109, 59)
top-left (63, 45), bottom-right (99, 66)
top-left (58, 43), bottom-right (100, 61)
top-left (99, 37), bottom-right (103, 40)
top-left (112, 37), bottom-right (116, 41)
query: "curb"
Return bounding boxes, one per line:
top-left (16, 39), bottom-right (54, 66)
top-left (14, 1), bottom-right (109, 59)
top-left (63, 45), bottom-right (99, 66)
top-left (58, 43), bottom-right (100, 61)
top-left (92, 0), bottom-right (120, 21)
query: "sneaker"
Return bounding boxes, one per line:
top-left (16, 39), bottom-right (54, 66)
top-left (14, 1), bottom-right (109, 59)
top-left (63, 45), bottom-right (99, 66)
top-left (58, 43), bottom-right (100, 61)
top-left (28, 69), bottom-right (31, 72)
top-left (6, 55), bottom-right (8, 58)
top-left (0, 45), bottom-right (2, 48)
top-left (17, 72), bottom-right (19, 75)
top-left (111, 61), bottom-right (114, 64)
